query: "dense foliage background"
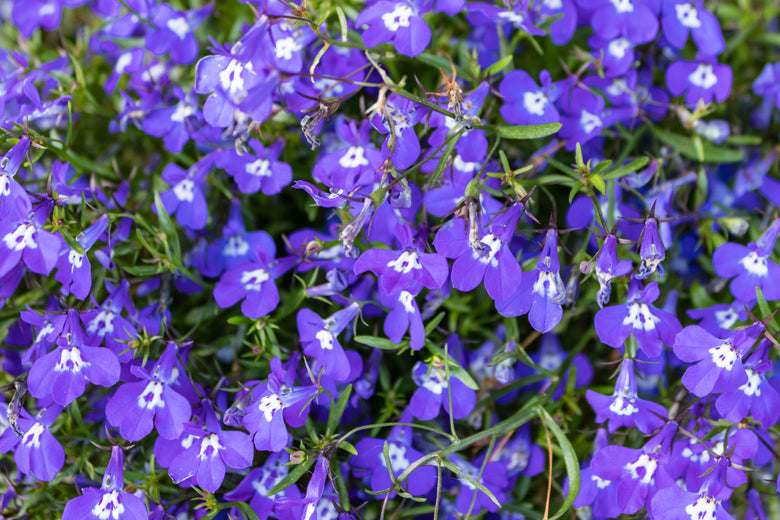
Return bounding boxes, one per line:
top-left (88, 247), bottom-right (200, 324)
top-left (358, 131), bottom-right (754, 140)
top-left (2, 0), bottom-right (780, 519)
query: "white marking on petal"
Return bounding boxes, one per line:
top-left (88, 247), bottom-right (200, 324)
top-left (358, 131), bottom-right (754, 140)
top-left (54, 347), bottom-right (90, 373)
top-left (544, 0), bottom-right (562, 8)
top-left (241, 268), bottom-right (270, 291)
top-left (68, 250), bottom-right (84, 269)
top-left (22, 422), bottom-right (45, 449)
top-left (181, 434), bottom-right (198, 449)
top-left (739, 251), bottom-right (768, 276)
top-left (219, 59), bottom-right (247, 97)
top-left (387, 251), bottom-right (423, 274)
top-left (258, 394), bottom-right (282, 421)
top-left (274, 37), bottom-right (302, 61)
top-left (523, 91), bottom-right (548, 116)
top-left (381, 4), bottom-right (413, 31)
top-left (3, 223), bottom-right (37, 252)
top-left (609, 395), bottom-right (639, 416)
top-left (88, 311), bottom-right (115, 336)
top-left (421, 369), bottom-right (445, 394)
top-left (622, 302), bottom-right (659, 331)
top-left (624, 453), bottom-right (656, 485)
top-left (316, 329), bottom-right (334, 350)
top-left (92, 490), bottom-right (125, 520)
top-left (137, 381), bottom-right (166, 410)
top-left (173, 179), bottom-right (195, 202)
top-left (713, 308), bottom-right (738, 329)
top-left (170, 102), bottom-right (194, 123)
top-left (675, 3), bottom-right (701, 29)
top-left (39, 4), bottom-right (56, 16)
top-left (688, 64), bottom-right (718, 89)
top-left (338, 146), bottom-right (369, 168)
top-left (685, 494), bottom-right (717, 520)
top-left (532, 271), bottom-right (567, 302)
top-left (379, 442), bottom-right (411, 473)
top-left (198, 433), bottom-right (223, 460)
top-left (739, 369), bottom-right (762, 396)
top-left (580, 110), bottom-right (603, 134)
top-left (223, 236), bottom-right (249, 257)
top-left (166, 17), bottom-right (190, 39)
top-left (115, 53), bottom-right (133, 73)
top-left (708, 343), bottom-right (738, 370)
top-left (245, 158), bottom-right (271, 177)
top-left (591, 473), bottom-right (611, 489)
top-left (474, 234), bottom-right (501, 267)
top-left (608, 38), bottom-right (631, 59)
top-left (498, 10), bottom-right (525, 25)
top-left (610, 0), bottom-right (634, 13)
top-left (399, 291), bottom-right (416, 313)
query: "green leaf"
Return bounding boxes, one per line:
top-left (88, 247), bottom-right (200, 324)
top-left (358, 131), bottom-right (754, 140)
top-left (154, 192), bottom-right (181, 263)
top-left (354, 335), bottom-right (401, 350)
top-left (338, 440), bottom-right (358, 456)
top-left (602, 156), bottom-right (650, 180)
top-left (429, 130), bottom-right (464, 186)
top-left (59, 228), bottom-right (86, 256)
top-left (267, 458), bottom-right (315, 496)
top-left (117, 262), bottom-right (165, 277)
top-left (424, 340), bottom-right (480, 390)
top-left (424, 311), bottom-right (446, 335)
top-left (591, 174), bottom-right (606, 195)
top-left (481, 122), bottom-right (561, 140)
top-left (483, 55), bottom-right (513, 77)
top-left (755, 287), bottom-right (780, 330)
top-left (650, 127), bottom-right (743, 163)
top-left (536, 406), bottom-right (580, 520)
top-left (441, 459), bottom-right (501, 508)
top-left (327, 384), bottom-right (352, 436)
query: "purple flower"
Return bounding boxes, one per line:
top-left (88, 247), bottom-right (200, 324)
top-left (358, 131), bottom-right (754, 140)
top-left (371, 94), bottom-right (426, 169)
top-left (584, 0), bottom-right (659, 43)
top-left (666, 56), bottom-right (732, 108)
top-left (0, 198), bottom-right (61, 278)
top-left (243, 357), bottom-right (317, 452)
top-left (0, 137), bottom-right (32, 220)
top-left (167, 401), bottom-right (254, 492)
top-left (409, 358), bottom-right (476, 420)
top-left (12, 0), bottom-right (89, 38)
top-left (595, 279), bottom-right (682, 358)
top-left (62, 446), bottom-right (148, 520)
top-left (449, 454), bottom-right (508, 515)
top-left (216, 140), bottom-right (292, 195)
top-left (661, 0), bottom-right (725, 56)
top-left (650, 485), bottom-right (733, 520)
top-left (468, 2), bottom-right (545, 37)
top-left (223, 452), bottom-right (302, 520)
top-left (586, 358), bottom-right (667, 433)
top-left (141, 87), bottom-right (199, 153)
top-left (712, 217), bottom-right (780, 302)
top-left (0, 406), bottom-right (64, 481)
top-left (673, 323), bottom-right (761, 397)
top-left (213, 255), bottom-right (281, 320)
top-left (355, 1), bottom-right (431, 58)
top-left (54, 215), bottom-right (109, 300)
top-left (145, 4), bottom-right (210, 65)
top-left (297, 303), bottom-right (359, 383)
top-left (499, 70), bottom-right (568, 126)
top-left (595, 233), bottom-right (633, 307)
top-left (636, 215), bottom-right (666, 279)
top-left (379, 284), bottom-right (425, 350)
top-left (158, 156), bottom-right (213, 230)
top-left (105, 342), bottom-right (193, 441)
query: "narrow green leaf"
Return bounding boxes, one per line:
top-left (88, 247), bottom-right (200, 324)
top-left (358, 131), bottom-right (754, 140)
top-left (536, 406), bottom-right (580, 520)
top-left (424, 311), bottom-right (446, 335)
top-left (327, 384), bottom-right (352, 436)
top-left (154, 192), bottom-right (181, 263)
top-left (484, 55), bottom-right (513, 77)
top-left (480, 122), bottom-right (561, 140)
top-left (267, 458), bottom-right (315, 496)
top-left (338, 440), bottom-right (358, 456)
top-left (650, 127), bottom-right (743, 163)
top-left (59, 229), bottom-right (86, 256)
top-left (424, 340), bottom-right (480, 390)
top-left (429, 129), bottom-right (464, 186)
top-left (354, 335), bottom-right (401, 350)
top-left (602, 156), bottom-right (649, 180)
top-left (591, 174), bottom-right (606, 195)
top-left (441, 459), bottom-right (501, 508)
top-left (118, 262), bottom-right (165, 277)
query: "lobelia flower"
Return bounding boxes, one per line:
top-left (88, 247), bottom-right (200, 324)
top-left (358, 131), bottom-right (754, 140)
top-left (242, 357), bottom-right (317, 452)
top-left (0, 137), bottom-right (31, 220)
top-left (650, 481), bottom-right (734, 520)
top-left (370, 93), bottom-right (426, 170)
top-left (54, 214), bottom-right (109, 300)
top-left (0, 405), bottom-right (64, 482)
top-left (167, 400), bottom-right (254, 492)
top-left (27, 309), bottom-right (120, 407)
top-left (467, 2), bottom-right (545, 38)
top-left (635, 213), bottom-right (666, 279)
top-left (82, 280), bottom-right (139, 360)
top-left (595, 278), bottom-right (682, 358)
top-left (712, 217), bottom-right (780, 302)
top-left (141, 87), bottom-right (200, 153)
top-left (499, 70), bottom-right (569, 126)
top-left (105, 342), bottom-right (193, 441)
top-left (448, 454), bottom-right (508, 516)
top-left (379, 283), bottom-right (425, 350)
top-left (433, 203), bottom-right (523, 303)
top-left (666, 55), bottom-right (732, 108)
top-left (581, 0), bottom-right (660, 43)
top-left (314, 119), bottom-right (383, 192)
top-left (351, 421), bottom-right (436, 498)
top-left (427, 82), bottom-right (490, 163)
top-left (0, 197), bottom-right (61, 278)
top-left (571, 429), bottom-right (622, 519)
top-left (558, 87), bottom-right (637, 150)
top-left (672, 323), bottom-right (763, 397)
top-left (586, 358), bottom-right (667, 433)
top-left (355, 0), bottom-right (431, 58)
top-left (297, 303), bottom-right (359, 383)
top-left (62, 446), bottom-right (149, 520)
top-left (661, 0), bottom-right (725, 56)
top-left (276, 455), bottom-right (330, 520)
top-left (590, 422), bottom-right (677, 516)
top-left (408, 357), bottom-right (476, 420)
top-left (354, 222), bottom-right (448, 295)
top-left (223, 451), bottom-right (302, 520)
top-left (537, 0), bottom-right (578, 45)
top-left (595, 232), bottom-right (633, 308)
top-left (216, 140), bottom-right (292, 195)
top-left (714, 339), bottom-right (780, 428)
top-left (497, 227), bottom-right (566, 333)
top-left (686, 301), bottom-right (746, 335)
top-left (12, 0), bottom-right (90, 38)
top-left (145, 4), bottom-right (211, 65)
top-left (158, 155), bottom-right (214, 230)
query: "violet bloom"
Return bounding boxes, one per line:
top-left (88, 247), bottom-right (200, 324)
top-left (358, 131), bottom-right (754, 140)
top-left (54, 214), bottom-right (109, 300)
top-left (673, 323), bottom-right (762, 397)
top-left (216, 140), bottom-right (292, 195)
top-left (538, 0), bottom-right (578, 45)
top-left (409, 359), bottom-right (476, 420)
top-left (354, 223), bottom-right (448, 295)
top-left (595, 233), bottom-right (633, 308)
top-left (168, 401), bottom-right (253, 492)
top-left (558, 87), bottom-right (636, 150)
top-left (449, 454), bottom-right (508, 516)
top-left (371, 94), bottom-right (426, 169)
top-left (314, 120), bottom-right (383, 191)
top-left (379, 284), bottom-right (425, 350)
top-left (499, 70), bottom-right (567, 126)
top-left (141, 87), bottom-right (199, 153)
top-left (82, 280), bottom-right (138, 359)
top-left (712, 217), bottom-right (780, 302)
top-left (433, 204), bottom-right (523, 303)
top-left (0, 406), bottom-right (64, 482)
top-left (223, 452), bottom-right (302, 520)
top-left (106, 342), bottom-right (193, 441)
top-left (352, 423), bottom-right (436, 498)
top-left (651, 485), bottom-right (733, 520)
top-left (158, 156), bottom-right (213, 230)
top-left (595, 279), bottom-right (682, 358)
top-left (0, 137), bottom-right (31, 220)
top-left (586, 358), bottom-right (667, 433)
top-left (297, 303), bottom-right (359, 383)
top-left (427, 82), bottom-right (490, 163)
top-left (62, 446), bottom-right (148, 520)
top-left (497, 228), bottom-right (566, 333)
top-left (12, 0), bottom-right (89, 38)
top-left (145, 4), bottom-right (210, 65)
top-left (571, 429), bottom-right (622, 519)
top-left (0, 198), bottom-right (61, 278)
top-left (583, 0), bottom-right (659, 43)
top-left (686, 301), bottom-right (746, 335)
top-left (468, 2), bottom-right (545, 37)
top-left (666, 56), bottom-right (732, 108)
top-left (243, 357), bottom-right (317, 452)
top-left (27, 310), bottom-right (120, 407)
top-left (355, 0), bottom-right (431, 58)
top-left (636, 215), bottom-right (666, 279)
top-left (661, 0), bottom-right (725, 56)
